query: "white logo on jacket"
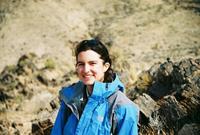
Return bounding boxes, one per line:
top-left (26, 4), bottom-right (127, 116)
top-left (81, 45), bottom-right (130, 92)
top-left (97, 115), bottom-right (104, 122)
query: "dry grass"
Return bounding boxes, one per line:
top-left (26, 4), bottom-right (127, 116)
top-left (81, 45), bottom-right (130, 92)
top-left (135, 71), bottom-right (153, 93)
top-left (110, 46), bottom-right (138, 90)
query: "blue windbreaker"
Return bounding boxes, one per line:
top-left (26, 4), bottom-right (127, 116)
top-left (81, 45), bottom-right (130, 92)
top-left (51, 75), bottom-right (139, 135)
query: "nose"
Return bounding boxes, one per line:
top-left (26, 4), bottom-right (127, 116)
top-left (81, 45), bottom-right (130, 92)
top-left (83, 64), bottom-right (90, 73)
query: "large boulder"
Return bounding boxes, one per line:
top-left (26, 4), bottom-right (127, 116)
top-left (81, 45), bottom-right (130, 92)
top-left (128, 58), bottom-right (200, 134)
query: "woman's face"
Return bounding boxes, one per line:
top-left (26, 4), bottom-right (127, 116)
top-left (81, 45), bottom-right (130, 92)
top-left (76, 50), bottom-right (110, 86)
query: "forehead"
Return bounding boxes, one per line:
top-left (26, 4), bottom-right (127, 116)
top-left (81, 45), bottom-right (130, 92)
top-left (77, 50), bottom-right (101, 62)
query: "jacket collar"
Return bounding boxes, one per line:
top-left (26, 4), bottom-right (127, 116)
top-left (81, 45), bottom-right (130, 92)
top-left (60, 74), bottom-right (124, 104)
top-left (91, 74), bottom-right (124, 99)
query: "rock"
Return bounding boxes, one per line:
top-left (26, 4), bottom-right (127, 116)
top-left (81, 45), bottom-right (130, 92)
top-left (127, 71), bottom-right (153, 100)
top-left (148, 59), bottom-right (174, 99)
top-left (0, 120), bottom-right (21, 135)
top-left (50, 98), bottom-right (59, 110)
top-left (130, 58), bottom-right (200, 134)
top-left (17, 53), bottom-right (37, 75)
top-left (0, 120), bottom-right (10, 135)
top-left (155, 96), bottom-right (187, 132)
top-left (32, 119), bottom-right (53, 135)
top-left (134, 93), bottom-right (159, 118)
top-left (178, 123), bottom-right (200, 135)
top-left (22, 91), bottom-right (54, 113)
top-left (37, 69), bottom-right (62, 86)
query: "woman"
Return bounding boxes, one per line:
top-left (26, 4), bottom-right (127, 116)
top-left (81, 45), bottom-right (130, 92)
top-left (51, 38), bottom-right (139, 135)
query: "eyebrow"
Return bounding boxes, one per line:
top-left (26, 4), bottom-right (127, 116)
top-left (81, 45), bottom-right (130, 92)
top-left (77, 60), bottom-right (99, 63)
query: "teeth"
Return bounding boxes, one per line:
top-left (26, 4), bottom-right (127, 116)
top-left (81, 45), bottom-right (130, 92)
top-left (84, 75), bottom-right (91, 77)
top-left (84, 75), bottom-right (91, 78)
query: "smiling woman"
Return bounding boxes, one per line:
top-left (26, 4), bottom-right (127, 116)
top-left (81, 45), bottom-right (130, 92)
top-left (76, 50), bottom-right (110, 93)
top-left (51, 38), bottom-right (139, 135)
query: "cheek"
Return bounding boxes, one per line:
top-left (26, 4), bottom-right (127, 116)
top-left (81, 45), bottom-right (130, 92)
top-left (94, 66), bottom-right (106, 76)
top-left (92, 65), bottom-right (103, 72)
top-left (76, 68), bottom-right (83, 76)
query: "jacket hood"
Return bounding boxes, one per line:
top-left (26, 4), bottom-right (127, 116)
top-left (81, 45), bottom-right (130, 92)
top-left (91, 74), bottom-right (124, 98)
top-left (60, 74), bottom-right (125, 104)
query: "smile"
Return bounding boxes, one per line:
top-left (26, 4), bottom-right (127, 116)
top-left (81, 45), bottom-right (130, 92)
top-left (83, 74), bottom-right (93, 78)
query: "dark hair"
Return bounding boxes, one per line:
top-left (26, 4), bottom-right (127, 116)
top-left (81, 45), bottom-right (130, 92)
top-left (75, 38), bottom-right (114, 82)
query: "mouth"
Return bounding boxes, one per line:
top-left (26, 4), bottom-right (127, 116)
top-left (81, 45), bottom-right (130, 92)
top-left (83, 74), bottom-right (93, 80)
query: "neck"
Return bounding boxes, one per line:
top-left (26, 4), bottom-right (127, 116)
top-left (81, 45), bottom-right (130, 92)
top-left (86, 85), bottom-right (93, 95)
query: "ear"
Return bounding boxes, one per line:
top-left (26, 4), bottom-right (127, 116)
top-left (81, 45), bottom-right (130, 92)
top-left (103, 62), bottom-right (110, 72)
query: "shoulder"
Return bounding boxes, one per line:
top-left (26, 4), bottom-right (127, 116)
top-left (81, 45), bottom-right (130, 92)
top-left (110, 91), bottom-right (139, 121)
top-left (110, 90), bottom-right (138, 108)
top-left (59, 83), bottom-right (75, 99)
top-left (59, 81), bottom-right (84, 104)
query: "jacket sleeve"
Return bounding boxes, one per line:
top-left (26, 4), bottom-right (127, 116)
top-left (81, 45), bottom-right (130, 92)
top-left (115, 104), bottom-right (139, 135)
top-left (51, 101), bottom-right (71, 135)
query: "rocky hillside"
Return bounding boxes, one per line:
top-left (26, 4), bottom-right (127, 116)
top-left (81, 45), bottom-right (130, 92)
top-left (0, 0), bottom-right (200, 134)
top-left (0, 0), bottom-right (200, 74)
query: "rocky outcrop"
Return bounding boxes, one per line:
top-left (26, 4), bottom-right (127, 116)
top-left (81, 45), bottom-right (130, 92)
top-left (0, 53), bottom-right (73, 111)
top-left (128, 58), bottom-right (200, 134)
top-left (0, 53), bottom-right (70, 134)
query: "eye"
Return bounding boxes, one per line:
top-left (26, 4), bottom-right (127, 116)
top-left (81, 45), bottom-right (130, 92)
top-left (90, 62), bottom-right (97, 66)
top-left (76, 62), bottom-right (84, 67)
